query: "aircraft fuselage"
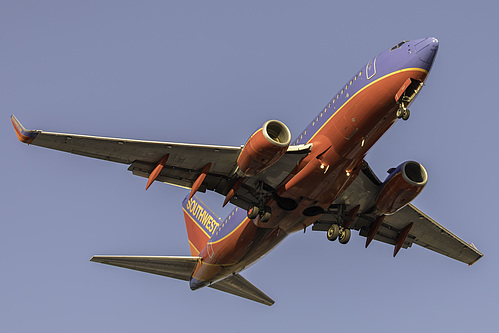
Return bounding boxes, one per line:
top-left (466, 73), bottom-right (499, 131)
top-left (190, 37), bottom-right (439, 289)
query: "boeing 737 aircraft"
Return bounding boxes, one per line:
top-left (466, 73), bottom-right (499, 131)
top-left (11, 37), bottom-right (482, 306)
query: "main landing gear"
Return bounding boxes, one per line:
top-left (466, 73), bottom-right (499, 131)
top-left (396, 103), bottom-right (410, 121)
top-left (326, 224), bottom-right (351, 244)
top-left (247, 205), bottom-right (271, 223)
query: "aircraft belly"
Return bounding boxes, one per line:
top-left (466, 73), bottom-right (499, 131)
top-left (191, 227), bottom-right (288, 284)
top-left (259, 70), bottom-right (428, 233)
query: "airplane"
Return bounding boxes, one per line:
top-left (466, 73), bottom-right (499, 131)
top-left (11, 37), bottom-right (482, 306)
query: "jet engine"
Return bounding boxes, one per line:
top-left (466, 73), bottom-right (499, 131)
top-left (237, 120), bottom-right (291, 177)
top-left (375, 161), bottom-right (428, 215)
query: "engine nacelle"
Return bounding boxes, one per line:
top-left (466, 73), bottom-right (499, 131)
top-left (375, 161), bottom-right (428, 215)
top-left (237, 120), bottom-right (291, 177)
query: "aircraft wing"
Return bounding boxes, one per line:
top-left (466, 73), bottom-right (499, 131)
top-left (382, 204), bottom-right (482, 264)
top-left (313, 161), bottom-right (483, 265)
top-left (11, 115), bottom-right (310, 209)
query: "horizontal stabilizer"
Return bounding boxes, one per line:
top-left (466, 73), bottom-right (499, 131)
top-left (90, 255), bottom-right (274, 305)
top-left (210, 274), bottom-right (275, 306)
top-left (90, 255), bottom-right (199, 281)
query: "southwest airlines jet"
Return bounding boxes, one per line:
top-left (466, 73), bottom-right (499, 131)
top-left (11, 37), bottom-right (482, 306)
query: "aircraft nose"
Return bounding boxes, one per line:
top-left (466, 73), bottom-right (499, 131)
top-left (414, 37), bottom-right (439, 66)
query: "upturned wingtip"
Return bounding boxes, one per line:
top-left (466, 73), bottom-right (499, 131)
top-left (10, 115), bottom-right (38, 144)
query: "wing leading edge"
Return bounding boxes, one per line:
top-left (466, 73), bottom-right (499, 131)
top-left (11, 115), bottom-right (310, 210)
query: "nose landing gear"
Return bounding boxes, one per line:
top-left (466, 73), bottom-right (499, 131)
top-left (396, 103), bottom-right (410, 121)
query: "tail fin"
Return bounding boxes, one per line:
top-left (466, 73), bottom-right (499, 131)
top-left (182, 194), bottom-right (222, 256)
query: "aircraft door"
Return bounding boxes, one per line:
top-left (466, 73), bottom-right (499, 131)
top-left (366, 57), bottom-right (376, 80)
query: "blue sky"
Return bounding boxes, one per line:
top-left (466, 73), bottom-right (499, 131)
top-left (2, 1), bottom-right (498, 332)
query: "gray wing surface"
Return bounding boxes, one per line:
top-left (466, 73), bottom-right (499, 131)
top-left (210, 274), bottom-right (275, 306)
top-left (383, 204), bottom-right (482, 265)
top-left (90, 255), bottom-right (199, 281)
top-left (313, 161), bottom-right (483, 265)
top-left (90, 255), bottom-right (274, 305)
top-left (12, 116), bottom-right (310, 209)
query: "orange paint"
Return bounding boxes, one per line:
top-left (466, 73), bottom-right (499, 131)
top-left (189, 163), bottom-right (211, 200)
top-left (393, 223), bottom-right (413, 257)
top-left (145, 154), bottom-right (169, 190)
top-left (223, 178), bottom-right (243, 207)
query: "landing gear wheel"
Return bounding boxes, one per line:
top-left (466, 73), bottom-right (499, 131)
top-left (402, 109), bottom-right (410, 121)
top-left (259, 206), bottom-right (272, 223)
top-left (247, 206), bottom-right (259, 220)
top-left (397, 105), bottom-right (410, 121)
top-left (396, 107), bottom-right (403, 118)
top-left (339, 228), bottom-right (351, 244)
top-left (327, 224), bottom-right (340, 241)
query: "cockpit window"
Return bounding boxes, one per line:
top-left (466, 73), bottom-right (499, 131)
top-left (390, 41), bottom-right (408, 51)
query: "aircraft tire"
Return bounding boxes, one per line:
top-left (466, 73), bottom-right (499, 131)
top-left (247, 206), bottom-right (259, 220)
top-left (327, 224), bottom-right (340, 241)
top-left (260, 206), bottom-right (272, 223)
top-left (402, 109), bottom-right (410, 121)
top-left (339, 228), bottom-right (351, 244)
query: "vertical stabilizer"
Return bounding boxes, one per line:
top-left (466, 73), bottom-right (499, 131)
top-left (182, 195), bottom-right (222, 256)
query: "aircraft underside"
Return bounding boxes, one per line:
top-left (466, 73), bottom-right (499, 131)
top-left (11, 37), bottom-right (482, 305)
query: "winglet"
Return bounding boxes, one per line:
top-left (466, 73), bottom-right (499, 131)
top-left (10, 115), bottom-right (39, 144)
